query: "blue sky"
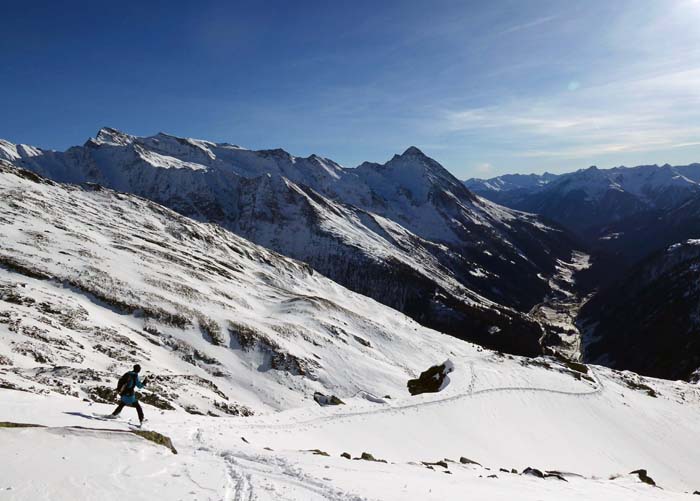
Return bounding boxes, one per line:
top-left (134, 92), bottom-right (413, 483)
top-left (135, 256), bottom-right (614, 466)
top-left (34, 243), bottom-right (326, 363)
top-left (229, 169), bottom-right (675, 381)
top-left (2, 0), bottom-right (700, 178)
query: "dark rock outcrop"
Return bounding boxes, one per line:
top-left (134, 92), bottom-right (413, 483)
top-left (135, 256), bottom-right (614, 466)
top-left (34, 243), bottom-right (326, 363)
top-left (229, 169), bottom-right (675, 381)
top-left (313, 392), bottom-right (345, 406)
top-left (630, 469), bottom-right (656, 486)
top-left (522, 467), bottom-right (545, 478)
top-left (407, 360), bottom-right (454, 396)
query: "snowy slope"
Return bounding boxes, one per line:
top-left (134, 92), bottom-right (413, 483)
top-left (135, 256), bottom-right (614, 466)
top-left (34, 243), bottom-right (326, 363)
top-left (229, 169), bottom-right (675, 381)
top-left (0, 162), bottom-right (474, 412)
top-left (1, 163), bottom-right (699, 499)
top-left (2, 353), bottom-right (700, 500)
top-left (1, 129), bottom-right (584, 356)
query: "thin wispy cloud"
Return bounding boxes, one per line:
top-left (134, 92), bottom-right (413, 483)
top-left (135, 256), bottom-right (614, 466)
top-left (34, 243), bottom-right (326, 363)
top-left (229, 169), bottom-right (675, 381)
top-left (497, 15), bottom-right (558, 35)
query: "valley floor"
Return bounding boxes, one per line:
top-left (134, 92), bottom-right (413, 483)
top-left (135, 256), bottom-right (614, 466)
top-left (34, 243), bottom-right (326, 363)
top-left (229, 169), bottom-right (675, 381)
top-left (531, 251), bottom-right (592, 359)
top-left (2, 350), bottom-right (699, 500)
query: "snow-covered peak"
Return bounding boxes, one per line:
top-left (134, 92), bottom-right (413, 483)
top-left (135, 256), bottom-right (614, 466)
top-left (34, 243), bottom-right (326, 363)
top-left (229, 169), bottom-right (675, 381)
top-left (474, 162), bottom-right (700, 204)
top-left (133, 144), bottom-right (209, 171)
top-left (88, 130), bottom-right (351, 188)
top-left (0, 139), bottom-right (43, 162)
top-left (537, 163), bottom-right (700, 206)
top-left (353, 146), bottom-right (468, 206)
top-left (608, 164), bottom-right (699, 195)
top-left (137, 132), bottom-right (218, 163)
top-left (465, 172), bottom-right (558, 193)
top-left (549, 165), bottom-right (622, 198)
top-left (391, 146), bottom-right (450, 175)
top-left (257, 147), bottom-right (294, 161)
top-left (303, 153), bottom-right (344, 180)
top-left (93, 127), bottom-right (135, 146)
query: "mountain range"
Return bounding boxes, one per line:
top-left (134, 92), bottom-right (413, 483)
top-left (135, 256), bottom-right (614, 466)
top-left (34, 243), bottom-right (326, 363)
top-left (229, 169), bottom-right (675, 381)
top-left (4, 129), bottom-right (700, 381)
top-left (0, 128), bottom-right (584, 356)
top-left (466, 163), bottom-right (700, 262)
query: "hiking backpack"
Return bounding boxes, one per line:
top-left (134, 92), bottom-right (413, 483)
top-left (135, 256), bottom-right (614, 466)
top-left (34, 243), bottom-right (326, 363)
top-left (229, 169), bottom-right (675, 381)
top-left (116, 372), bottom-right (135, 396)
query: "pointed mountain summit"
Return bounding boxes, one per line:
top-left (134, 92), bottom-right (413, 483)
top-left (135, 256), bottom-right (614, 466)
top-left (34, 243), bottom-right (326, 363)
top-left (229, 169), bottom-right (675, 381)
top-left (92, 127), bottom-right (135, 146)
top-left (385, 146), bottom-right (428, 162)
top-left (356, 145), bottom-right (470, 206)
top-left (395, 146), bottom-right (459, 182)
top-left (400, 145), bottom-right (428, 157)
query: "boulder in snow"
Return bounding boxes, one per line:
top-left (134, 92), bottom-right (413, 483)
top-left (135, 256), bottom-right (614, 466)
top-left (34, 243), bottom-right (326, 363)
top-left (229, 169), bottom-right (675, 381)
top-left (356, 452), bottom-right (387, 463)
top-left (407, 359), bottom-right (454, 396)
top-left (422, 460), bottom-right (448, 469)
top-left (313, 392), bottom-right (345, 406)
top-left (522, 467), bottom-right (545, 478)
top-left (630, 469), bottom-right (656, 486)
top-left (459, 456), bottom-right (482, 466)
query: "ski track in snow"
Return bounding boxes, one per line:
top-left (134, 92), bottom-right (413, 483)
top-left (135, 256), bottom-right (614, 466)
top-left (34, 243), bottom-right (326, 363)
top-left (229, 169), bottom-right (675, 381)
top-left (221, 451), bottom-right (370, 501)
top-left (1, 358), bottom-right (696, 500)
top-left (196, 363), bottom-right (604, 500)
top-left (221, 362), bottom-right (603, 433)
top-left (223, 456), bottom-right (254, 501)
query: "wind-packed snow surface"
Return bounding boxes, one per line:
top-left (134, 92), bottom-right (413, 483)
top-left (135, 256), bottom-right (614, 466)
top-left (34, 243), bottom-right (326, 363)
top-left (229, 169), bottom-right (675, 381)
top-left (1, 163), bottom-right (700, 499)
top-left (0, 129), bottom-right (583, 356)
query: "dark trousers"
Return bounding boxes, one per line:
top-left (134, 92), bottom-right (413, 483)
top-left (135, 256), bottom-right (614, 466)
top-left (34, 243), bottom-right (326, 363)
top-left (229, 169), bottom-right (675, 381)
top-left (112, 400), bottom-right (144, 422)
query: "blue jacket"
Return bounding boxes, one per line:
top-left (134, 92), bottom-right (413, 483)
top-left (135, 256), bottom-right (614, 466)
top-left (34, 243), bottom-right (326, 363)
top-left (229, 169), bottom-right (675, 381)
top-left (120, 372), bottom-right (145, 405)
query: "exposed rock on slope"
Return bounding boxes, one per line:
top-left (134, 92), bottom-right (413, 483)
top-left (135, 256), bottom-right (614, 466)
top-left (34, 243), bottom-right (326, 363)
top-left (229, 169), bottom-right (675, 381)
top-left (407, 359), bottom-right (454, 395)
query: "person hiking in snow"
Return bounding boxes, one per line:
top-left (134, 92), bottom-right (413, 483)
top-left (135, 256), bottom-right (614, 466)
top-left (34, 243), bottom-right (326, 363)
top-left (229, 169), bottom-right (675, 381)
top-left (111, 364), bottom-right (148, 424)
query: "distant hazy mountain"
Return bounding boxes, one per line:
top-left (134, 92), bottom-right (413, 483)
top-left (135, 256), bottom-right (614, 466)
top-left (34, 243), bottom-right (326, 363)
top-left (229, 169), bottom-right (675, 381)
top-left (464, 172), bottom-right (558, 206)
top-left (466, 163), bottom-right (700, 262)
top-left (0, 129), bottom-right (583, 356)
